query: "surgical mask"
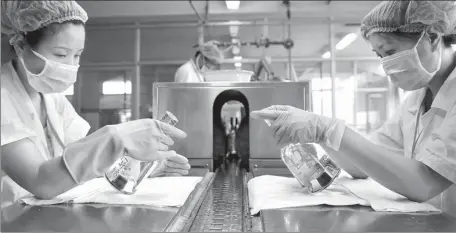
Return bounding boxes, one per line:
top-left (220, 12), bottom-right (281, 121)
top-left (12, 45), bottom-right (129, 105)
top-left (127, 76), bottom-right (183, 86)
top-left (380, 32), bottom-right (442, 91)
top-left (17, 47), bottom-right (79, 94)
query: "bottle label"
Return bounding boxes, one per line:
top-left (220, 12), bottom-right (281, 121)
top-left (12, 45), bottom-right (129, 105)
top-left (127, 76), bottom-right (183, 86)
top-left (282, 144), bottom-right (319, 179)
top-left (108, 156), bottom-right (137, 181)
top-left (281, 143), bottom-right (334, 191)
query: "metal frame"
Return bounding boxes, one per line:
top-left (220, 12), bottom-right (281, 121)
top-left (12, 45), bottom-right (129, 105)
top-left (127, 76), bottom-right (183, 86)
top-left (78, 14), bottom-right (379, 121)
top-left (80, 56), bottom-right (379, 68)
top-left (329, 17), bottom-right (337, 118)
top-left (85, 17), bottom-right (362, 31)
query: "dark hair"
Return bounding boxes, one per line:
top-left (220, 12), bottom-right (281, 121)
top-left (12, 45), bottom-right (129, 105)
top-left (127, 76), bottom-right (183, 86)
top-left (24, 20), bottom-right (85, 49)
top-left (194, 50), bottom-right (202, 59)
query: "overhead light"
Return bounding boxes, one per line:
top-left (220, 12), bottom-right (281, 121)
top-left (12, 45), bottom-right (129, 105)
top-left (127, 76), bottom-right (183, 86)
top-left (322, 51), bottom-right (331, 59)
top-left (336, 33), bottom-right (357, 50)
top-left (234, 56), bottom-right (242, 61)
top-left (225, 1), bottom-right (240, 10)
top-left (234, 62), bottom-right (242, 67)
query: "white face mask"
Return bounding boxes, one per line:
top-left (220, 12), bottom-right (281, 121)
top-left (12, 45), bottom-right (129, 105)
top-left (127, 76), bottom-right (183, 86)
top-left (17, 47), bottom-right (79, 94)
top-left (380, 32), bottom-right (442, 91)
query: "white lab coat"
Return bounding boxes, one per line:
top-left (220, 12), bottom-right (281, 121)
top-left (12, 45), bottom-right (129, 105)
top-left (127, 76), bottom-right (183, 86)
top-left (174, 59), bottom-right (205, 83)
top-left (0, 61), bottom-right (90, 207)
top-left (369, 67), bottom-right (456, 216)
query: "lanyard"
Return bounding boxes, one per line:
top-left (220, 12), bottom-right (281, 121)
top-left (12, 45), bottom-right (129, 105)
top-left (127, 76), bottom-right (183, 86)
top-left (411, 105), bottom-right (424, 157)
top-left (47, 117), bottom-right (65, 149)
top-left (40, 93), bottom-right (66, 153)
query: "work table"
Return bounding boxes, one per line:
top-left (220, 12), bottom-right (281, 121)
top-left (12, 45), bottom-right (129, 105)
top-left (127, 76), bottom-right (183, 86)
top-left (2, 167), bottom-right (456, 232)
top-left (260, 206), bottom-right (456, 232)
top-left (3, 201), bottom-right (455, 232)
top-left (2, 203), bottom-right (178, 232)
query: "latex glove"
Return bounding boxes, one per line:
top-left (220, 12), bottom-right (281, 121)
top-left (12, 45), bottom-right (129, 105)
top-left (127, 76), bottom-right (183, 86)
top-left (250, 105), bottom-right (345, 151)
top-left (62, 119), bottom-right (187, 184)
top-left (147, 151), bottom-right (191, 178)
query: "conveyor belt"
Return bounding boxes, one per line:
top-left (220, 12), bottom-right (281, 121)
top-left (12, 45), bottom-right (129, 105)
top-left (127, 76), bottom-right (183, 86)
top-left (189, 160), bottom-right (248, 232)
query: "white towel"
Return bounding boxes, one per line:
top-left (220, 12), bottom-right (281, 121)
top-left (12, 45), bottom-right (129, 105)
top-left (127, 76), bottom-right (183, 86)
top-left (248, 175), bottom-right (370, 215)
top-left (336, 177), bottom-right (440, 213)
top-left (248, 175), bottom-right (440, 215)
top-left (20, 176), bottom-right (203, 207)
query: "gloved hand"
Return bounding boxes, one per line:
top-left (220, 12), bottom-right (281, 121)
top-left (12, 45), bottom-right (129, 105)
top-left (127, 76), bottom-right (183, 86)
top-left (62, 119), bottom-right (187, 184)
top-left (250, 105), bottom-right (346, 151)
top-left (147, 151), bottom-right (191, 178)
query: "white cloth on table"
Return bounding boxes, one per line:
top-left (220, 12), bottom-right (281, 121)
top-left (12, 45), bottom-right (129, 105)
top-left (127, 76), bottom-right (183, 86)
top-left (248, 175), bottom-right (440, 215)
top-left (20, 176), bottom-right (202, 207)
top-left (248, 175), bottom-right (369, 215)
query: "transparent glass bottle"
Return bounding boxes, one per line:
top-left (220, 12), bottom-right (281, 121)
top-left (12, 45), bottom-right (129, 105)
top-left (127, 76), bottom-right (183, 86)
top-left (105, 111), bottom-right (179, 194)
top-left (265, 120), bottom-right (341, 193)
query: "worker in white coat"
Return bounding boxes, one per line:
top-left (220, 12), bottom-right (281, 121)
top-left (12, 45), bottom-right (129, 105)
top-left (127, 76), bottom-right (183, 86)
top-left (252, 0), bottom-right (456, 213)
top-left (1, 0), bottom-right (190, 208)
top-left (174, 40), bottom-right (224, 82)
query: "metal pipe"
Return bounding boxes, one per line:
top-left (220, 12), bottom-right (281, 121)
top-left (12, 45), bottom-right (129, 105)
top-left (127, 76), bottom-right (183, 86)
top-left (80, 56), bottom-right (379, 68)
top-left (320, 62), bottom-right (324, 115)
top-left (286, 2), bottom-right (295, 81)
top-left (203, 40), bottom-right (287, 49)
top-left (85, 17), bottom-right (359, 31)
top-left (140, 56), bottom-right (381, 64)
top-left (352, 61), bottom-right (358, 130)
top-left (198, 24), bottom-right (204, 46)
top-left (188, 0), bottom-right (205, 23)
top-left (123, 70), bottom-right (127, 111)
top-left (329, 18), bottom-right (337, 118)
top-left (132, 22), bottom-right (141, 120)
top-left (366, 92), bottom-right (370, 133)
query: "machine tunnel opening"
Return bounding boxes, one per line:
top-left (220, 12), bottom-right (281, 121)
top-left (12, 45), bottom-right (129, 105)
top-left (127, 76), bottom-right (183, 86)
top-left (212, 89), bottom-right (250, 171)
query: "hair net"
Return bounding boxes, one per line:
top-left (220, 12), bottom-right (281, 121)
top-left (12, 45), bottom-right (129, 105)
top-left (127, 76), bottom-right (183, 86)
top-left (361, 1), bottom-right (456, 39)
top-left (198, 40), bottom-right (224, 64)
top-left (1, 0), bottom-right (89, 45)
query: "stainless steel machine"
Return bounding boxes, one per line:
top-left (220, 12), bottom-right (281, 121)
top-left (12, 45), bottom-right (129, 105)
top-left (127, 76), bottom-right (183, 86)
top-left (152, 81), bottom-right (310, 231)
top-left (152, 82), bottom-right (310, 175)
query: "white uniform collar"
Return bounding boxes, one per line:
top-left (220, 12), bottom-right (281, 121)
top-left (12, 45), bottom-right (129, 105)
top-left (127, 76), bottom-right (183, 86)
top-left (407, 66), bottom-right (456, 114)
top-left (190, 59), bottom-right (205, 82)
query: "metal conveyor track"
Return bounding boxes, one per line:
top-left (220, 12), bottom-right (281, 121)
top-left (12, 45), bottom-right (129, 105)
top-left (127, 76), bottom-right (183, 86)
top-left (189, 161), bottom-right (247, 232)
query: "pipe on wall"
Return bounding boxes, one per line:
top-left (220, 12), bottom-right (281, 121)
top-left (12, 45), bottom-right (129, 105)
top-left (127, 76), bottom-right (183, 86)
top-left (80, 56), bottom-right (379, 69)
top-left (85, 17), bottom-right (359, 31)
top-left (352, 60), bottom-right (358, 129)
top-left (132, 22), bottom-right (141, 120)
top-left (329, 18), bottom-right (337, 118)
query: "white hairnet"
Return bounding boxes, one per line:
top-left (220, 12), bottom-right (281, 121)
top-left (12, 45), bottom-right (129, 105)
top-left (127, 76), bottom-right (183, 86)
top-left (198, 40), bottom-right (224, 64)
top-left (361, 1), bottom-right (456, 39)
top-left (1, 0), bottom-right (88, 45)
